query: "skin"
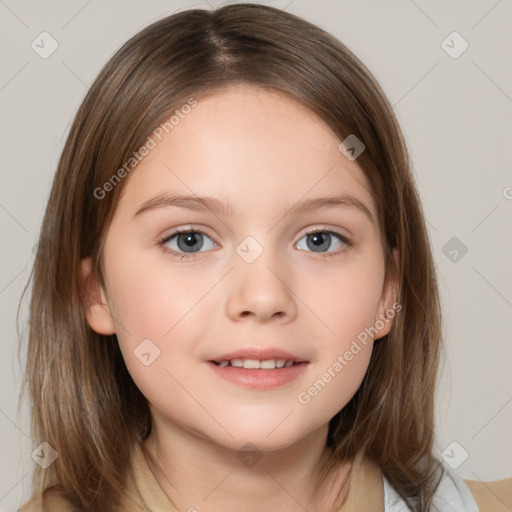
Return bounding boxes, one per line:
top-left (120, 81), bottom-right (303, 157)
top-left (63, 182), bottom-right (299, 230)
top-left (82, 84), bottom-right (399, 512)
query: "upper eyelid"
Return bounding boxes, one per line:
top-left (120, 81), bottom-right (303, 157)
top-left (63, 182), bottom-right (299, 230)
top-left (302, 226), bottom-right (349, 237)
top-left (163, 225), bottom-right (214, 241)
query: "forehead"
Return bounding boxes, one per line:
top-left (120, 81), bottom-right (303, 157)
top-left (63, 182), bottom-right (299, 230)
top-left (117, 85), bottom-right (376, 219)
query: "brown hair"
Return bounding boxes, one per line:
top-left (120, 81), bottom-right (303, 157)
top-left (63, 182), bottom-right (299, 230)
top-left (19, 3), bottom-right (444, 511)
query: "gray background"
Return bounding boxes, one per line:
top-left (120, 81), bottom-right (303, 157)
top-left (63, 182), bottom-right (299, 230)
top-left (1, 0), bottom-right (511, 509)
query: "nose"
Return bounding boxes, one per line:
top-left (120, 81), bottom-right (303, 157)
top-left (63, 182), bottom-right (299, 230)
top-left (225, 252), bottom-right (298, 324)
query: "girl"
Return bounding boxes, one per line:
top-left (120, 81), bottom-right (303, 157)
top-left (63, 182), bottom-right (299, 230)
top-left (18, 3), bottom-right (508, 511)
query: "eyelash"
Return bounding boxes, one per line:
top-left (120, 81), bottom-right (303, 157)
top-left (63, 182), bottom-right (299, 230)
top-left (158, 226), bottom-right (352, 261)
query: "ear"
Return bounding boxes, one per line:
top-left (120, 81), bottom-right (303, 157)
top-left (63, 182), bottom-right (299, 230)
top-left (374, 249), bottom-right (400, 340)
top-left (80, 258), bottom-right (116, 335)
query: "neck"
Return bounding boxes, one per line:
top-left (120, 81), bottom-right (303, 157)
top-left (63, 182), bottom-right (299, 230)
top-left (143, 417), bottom-right (352, 512)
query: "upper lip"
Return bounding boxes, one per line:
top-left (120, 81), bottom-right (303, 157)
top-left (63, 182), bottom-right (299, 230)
top-left (209, 347), bottom-right (308, 363)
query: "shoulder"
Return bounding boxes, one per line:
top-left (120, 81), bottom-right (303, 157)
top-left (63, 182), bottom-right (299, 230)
top-left (18, 489), bottom-right (75, 512)
top-left (464, 478), bottom-right (512, 512)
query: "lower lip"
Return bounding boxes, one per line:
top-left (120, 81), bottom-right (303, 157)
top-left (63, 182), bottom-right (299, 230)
top-left (206, 361), bottom-right (309, 390)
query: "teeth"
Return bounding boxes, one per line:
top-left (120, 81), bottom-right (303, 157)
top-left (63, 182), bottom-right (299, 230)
top-left (216, 358), bottom-right (298, 369)
top-left (243, 359), bottom-right (260, 369)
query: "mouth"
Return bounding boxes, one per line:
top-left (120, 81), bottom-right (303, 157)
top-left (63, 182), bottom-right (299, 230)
top-left (206, 348), bottom-right (309, 390)
top-left (209, 358), bottom-right (305, 369)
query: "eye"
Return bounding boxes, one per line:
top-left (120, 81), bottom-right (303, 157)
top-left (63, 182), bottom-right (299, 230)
top-left (159, 227), bottom-right (217, 260)
top-left (296, 227), bottom-right (351, 258)
top-left (159, 226), bottom-right (351, 261)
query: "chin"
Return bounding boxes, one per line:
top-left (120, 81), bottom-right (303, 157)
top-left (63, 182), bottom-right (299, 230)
top-left (209, 422), bottom-right (311, 453)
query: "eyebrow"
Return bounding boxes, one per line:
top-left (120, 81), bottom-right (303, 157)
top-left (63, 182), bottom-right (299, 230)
top-left (134, 192), bottom-right (374, 223)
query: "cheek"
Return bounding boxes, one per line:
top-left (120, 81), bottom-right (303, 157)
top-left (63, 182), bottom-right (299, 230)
top-left (295, 290), bottom-right (378, 424)
top-left (293, 258), bottom-right (383, 411)
top-left (302, 255), bottom-right (385, 344)
top-left (105, 270), bottom-right (202, 418)
top-left (296, 347), bottom-right (372, 424)
top-left (106, 250), bottom-right (209, 340)
top-left (104, 251), bottom-right (215, 392)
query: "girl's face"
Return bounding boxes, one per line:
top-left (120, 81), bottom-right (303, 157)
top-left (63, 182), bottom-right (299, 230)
top-left (84, 85), bottom-right (396, 452)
